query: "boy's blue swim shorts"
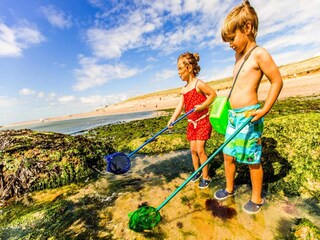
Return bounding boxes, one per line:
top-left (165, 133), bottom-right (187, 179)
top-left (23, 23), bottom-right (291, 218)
top-left (223, 104), bottom-right (264, 164)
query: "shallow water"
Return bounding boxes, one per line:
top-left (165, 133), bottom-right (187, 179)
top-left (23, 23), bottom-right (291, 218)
top-left (0, 111), bottom-right (156, 134)
top-left (1, 150), bottom-right (319, 239)
top-left (104, 151), bottom-right (320, 239)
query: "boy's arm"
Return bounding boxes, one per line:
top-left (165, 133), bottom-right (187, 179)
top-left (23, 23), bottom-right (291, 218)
top-left (251, 48), bottom-right (283, 121)
top-left (195, 80), bottom-right (217, 112)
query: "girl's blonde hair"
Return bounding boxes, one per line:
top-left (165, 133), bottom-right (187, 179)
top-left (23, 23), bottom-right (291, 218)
top-left (221, 0), bottom-right (258, 42)
top-left (177, 52), bottom-right (201, 76)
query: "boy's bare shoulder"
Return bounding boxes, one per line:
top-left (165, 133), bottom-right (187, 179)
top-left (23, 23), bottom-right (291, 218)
top-left (254, 46), bottom-right (272, 59)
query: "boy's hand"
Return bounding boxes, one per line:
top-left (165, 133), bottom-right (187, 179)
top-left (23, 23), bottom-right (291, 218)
top-left (249, 109), bottom-right (266, 122)
top-left (167, 120), bottom-right (174, 129)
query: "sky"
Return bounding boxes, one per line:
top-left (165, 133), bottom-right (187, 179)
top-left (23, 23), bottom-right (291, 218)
top-left (0, 0), bottom-right (319, 125)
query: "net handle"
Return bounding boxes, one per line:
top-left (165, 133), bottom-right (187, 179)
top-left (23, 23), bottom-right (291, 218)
top-left (127, 108), bottom-right (195, 158)
top-left (156, 116), bottom-right (253, 211)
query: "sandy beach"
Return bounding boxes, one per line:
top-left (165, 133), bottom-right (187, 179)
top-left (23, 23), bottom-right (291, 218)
top-left (43, 72), bottom-right (320, 120)
top-left (97, 73), bottom-right (320, 115)
top-left (3, 71), bottom-right (320, 128)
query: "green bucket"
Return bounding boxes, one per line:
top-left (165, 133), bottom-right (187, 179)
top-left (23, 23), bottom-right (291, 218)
top-left (209, 96), bottom-right (230, 135)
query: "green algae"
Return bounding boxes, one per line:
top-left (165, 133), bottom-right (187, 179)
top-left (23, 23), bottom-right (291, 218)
top-left (263, 113), bottom-right (320, 200)
top-left (0, 182), bottom-right (116, 239)
top-left (86, 95), bottom-right (320, 201)
top-left (290, 218), bottom-right (320, 239)
top-left (0, 129), bottom-right (113, 201)
top-left (0, 94), bottom-right (319, 238)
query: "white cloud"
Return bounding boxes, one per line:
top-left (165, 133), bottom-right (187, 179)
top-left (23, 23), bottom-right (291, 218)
top-left (19, 88), bottom-right (36, 96)
top-left (47, 92), bottom-right (56, 100)
top-left (38, 92), bottom-right (45, 98)
top-left (80, 94), bottom-right (128, 107)
top-left (0, 22), bottom-right (45, 57)
top-left (40, 5), bottom-right (72, 29)
top-left (86, 13), bottom-right (156, 59)
top-left (58, 95), bottom-right (75, 103)
top-left (0, 96), bottom-right (17, 107)
top-left (153, 69), bottom-right (177, 82)
top-left (0, 23), bottom-right (21, 57)
top-left (73, 56), bottom-right (139, 90)
top-left (85, 0), bottom-right (224, 60)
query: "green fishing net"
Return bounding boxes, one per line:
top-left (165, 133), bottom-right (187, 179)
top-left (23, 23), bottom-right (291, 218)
top-left (128, 206), bottom-right (161, 232)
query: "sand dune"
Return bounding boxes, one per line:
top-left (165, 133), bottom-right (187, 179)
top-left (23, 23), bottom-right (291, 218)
top-left (4, 56), bottom-right (320, 128)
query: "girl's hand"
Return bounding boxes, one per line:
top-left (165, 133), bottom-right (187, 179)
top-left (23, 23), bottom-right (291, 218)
top-left (194, 104), bottom-right (204, 112)
top-left (167, 120), bottom-right (174, 129)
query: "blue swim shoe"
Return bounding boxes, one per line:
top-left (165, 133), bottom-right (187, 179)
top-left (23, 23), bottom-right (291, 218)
top-left (191, 171), bottom-right (202, 182)
top-left (242, 198), bottom-right (266, 214)
top-left (214, 189), bottom-right (236, 200)
top-left (198, 178), bottom-right (212, 189)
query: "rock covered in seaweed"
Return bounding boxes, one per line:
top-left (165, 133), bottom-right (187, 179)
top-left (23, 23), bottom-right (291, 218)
top-left (0, 129), bottom-right (113, 202)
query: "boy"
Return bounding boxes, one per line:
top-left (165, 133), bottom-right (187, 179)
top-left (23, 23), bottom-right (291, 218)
top-left (214, 0), bottom-right (283, 214)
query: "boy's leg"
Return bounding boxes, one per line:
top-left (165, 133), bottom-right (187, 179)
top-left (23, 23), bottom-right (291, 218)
top-left (224, 153), bottom-right (236, 193)
top-left (214, 153), bottom-right (236, 199)
top-left (249, 163), bottom-right (263, 204)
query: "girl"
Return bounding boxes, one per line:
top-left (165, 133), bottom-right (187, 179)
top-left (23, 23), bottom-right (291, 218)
top-left (168, 52), bottom-right (217, 189)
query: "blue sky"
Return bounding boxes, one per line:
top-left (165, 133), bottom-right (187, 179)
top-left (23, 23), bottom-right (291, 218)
top-left (1, 0), bottom-right (319, 125)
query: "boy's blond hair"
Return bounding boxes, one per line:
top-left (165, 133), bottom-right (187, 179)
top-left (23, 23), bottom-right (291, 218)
top-left (221, 0), bottom-right (258, 42)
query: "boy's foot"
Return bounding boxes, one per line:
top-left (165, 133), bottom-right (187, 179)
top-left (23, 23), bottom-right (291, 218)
top-left (191, 171), bottom-right (202, 182)
top-left (214, 189), bottom-right (236, 200)
top-left (198, 178), bottom-right (212, 189)
top-left (242, 198), bottom-right (266, 214)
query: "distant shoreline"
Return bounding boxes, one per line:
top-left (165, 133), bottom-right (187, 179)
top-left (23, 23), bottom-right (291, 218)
top-left (2, 72), bottom-right (320, 129)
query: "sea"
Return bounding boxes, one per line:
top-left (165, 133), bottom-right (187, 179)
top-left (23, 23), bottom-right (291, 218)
top-left (0, 111), bottom-right (158, 135)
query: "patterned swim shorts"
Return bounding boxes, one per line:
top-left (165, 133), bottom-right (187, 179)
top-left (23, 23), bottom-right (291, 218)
top-left (223, 104), bottom-right (264, 164)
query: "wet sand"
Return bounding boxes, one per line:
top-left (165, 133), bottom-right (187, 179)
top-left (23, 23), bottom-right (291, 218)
top-left (89, 151), bottom-right (320, 239)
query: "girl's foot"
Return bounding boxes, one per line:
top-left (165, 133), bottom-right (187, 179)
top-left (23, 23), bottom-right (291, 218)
top-left (198, 178), bottom-right (211, 189)
top-left (191, 171), bottom-right (202, 182)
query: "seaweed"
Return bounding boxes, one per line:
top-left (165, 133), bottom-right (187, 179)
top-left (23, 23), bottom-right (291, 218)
top-left (0, 129), bottom-right (113, 201)
top-left (0, 94), bottom-right (319, 238)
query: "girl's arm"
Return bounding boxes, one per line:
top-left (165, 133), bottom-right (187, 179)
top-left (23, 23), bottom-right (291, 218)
top-left (195, 80), bottom-right (217, 112)
top-left (167, 94), bottom-right (184, 128)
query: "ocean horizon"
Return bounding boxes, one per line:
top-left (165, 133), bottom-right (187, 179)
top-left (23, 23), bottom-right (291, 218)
top-left (0, 111), bottom-right (157, 135)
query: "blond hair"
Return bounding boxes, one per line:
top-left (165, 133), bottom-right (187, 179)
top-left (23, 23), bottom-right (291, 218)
top-left (221, 0), bottom-right (258, 42)
top-left (177, 52), bottom-right (201, 76)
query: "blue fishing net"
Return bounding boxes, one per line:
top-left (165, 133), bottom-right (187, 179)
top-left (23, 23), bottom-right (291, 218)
top-left (105, 152), bottom-right (131, 174)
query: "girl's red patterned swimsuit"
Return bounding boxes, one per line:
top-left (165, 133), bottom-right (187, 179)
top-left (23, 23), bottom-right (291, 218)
top-left (183, 81), bottom-right (212, 141)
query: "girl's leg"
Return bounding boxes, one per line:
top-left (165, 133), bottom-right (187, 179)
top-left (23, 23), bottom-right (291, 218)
top-left (196, 140), bottom-right (210, 180)
top-left (190, 140), bottom-right (200, 170)
top-left (224, 154), bottom-right (236, 193)
top-left (249, 163), bottom-right (263, 204)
